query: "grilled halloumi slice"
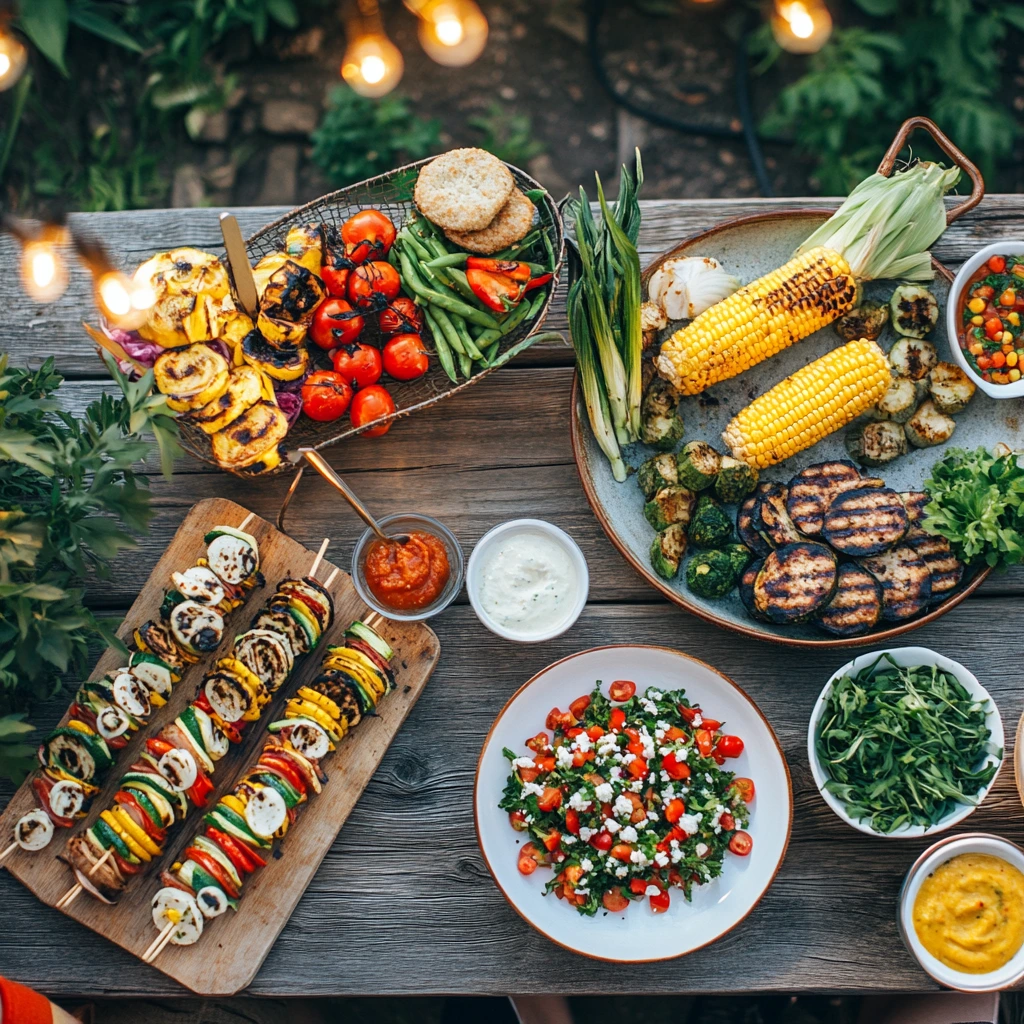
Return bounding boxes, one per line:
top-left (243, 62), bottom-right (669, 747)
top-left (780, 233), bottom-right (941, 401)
top-left (858, 545), bottom-right (932, 622)
top-left (905, 526), bottom-right (964, 600)
top-left (211, 400), bottom-right (288, 470)
top-left (816, 564), bottom-right (883, 637)
top-left (753, 542), bottom-right (837, 624)
top-left (822, 486), bottom-right (909, 557)
top-left (785, 460), bottom-right (864, 536)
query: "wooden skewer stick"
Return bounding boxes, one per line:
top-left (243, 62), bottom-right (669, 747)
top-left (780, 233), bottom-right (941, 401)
top-left (56, 848), bottom-right (112, 910)
top-left (0, 839), bottom-right (18, 866)
top-left (323, 567), bottom-right (340, 589)
top-left (143, 919), bottom-right (177, 963)
top-left (238, 511), bottom-right (255, 531)
top-left (308, 537), bottom-right (330, 580)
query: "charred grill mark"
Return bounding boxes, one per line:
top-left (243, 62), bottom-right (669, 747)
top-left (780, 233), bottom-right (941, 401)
top-left (859, 546), bottom-right (932, 621)
top-left (900, 491), bottom-right (930, 523)
top-left (905, 527), bottom-right (964, 597)
top-left (822, 487), bottom-right (909, 555)
top-left (786, 460), bottom-right (862, 534)
top-left (754, 543), bottom-right (837, 622)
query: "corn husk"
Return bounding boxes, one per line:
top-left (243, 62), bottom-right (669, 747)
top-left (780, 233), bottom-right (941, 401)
top-left (796, 162), bottom-right (961, 283)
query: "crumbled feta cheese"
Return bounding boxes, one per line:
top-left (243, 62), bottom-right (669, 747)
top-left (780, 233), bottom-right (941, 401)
top-left (677, 813), bottom-right (701, 835)
top-left (555, 745), bottom-right (574, 768)
top-left (619, 825), bottom-right (638, 843)
top-left (645, 884), bottom-right (661, 897)
top-left (628, 780), bottom-right (644, 793)
top-left (658, 746), bottom-right (673, 756)
top-left (659, 770), bottom-right (670, 783)
top-left (639, 727), bottom-right (656, 760)
top-left (654, 729), bottom-right (665, 741)
top-left (615, 866), bottom-right (629, 878)
top-left (635, 819), bottom-right (648, 831)
top-left (594, 782), bottom-right (614, 803)
top-left (596, 734), bottom-right (619, 757)
top-left (613, 795), bottom-right (634, 819)
top-left (574, 732), bottom-right (592, 753)
top-left (629, 849), bottom-right (651, 867)
top-left (562, 835), bottom-right (577, 845)
top-left (654, 852), bottom-right (669, 867)
top-left (621, 751), bottom-right (636, 765)
top-left (670, 848), bottom-right (683, 863)
top-left (580, 857), bottom-right (594, 871)
top-left (569, 790), bottom-right (592, 811)
top-left (603, 818), bottom-right (621, 834)
top-left (579, 826), bottom-right (594, 841)
top-left (639, 698), bottom-right (658, 715)
top-left (696, 842), bottom-right (709, 857)
top-left (649, 690), bottom-right (663, 700)
top-left (524, 815), bottom-right (534, 824)
top-left (692, 713), bottom-right (703, 726)
top-left (609, 767), bottom-right (624, 780)
top-left (521, 781), bottom-right (546, 798)
top-left (661, 784), bottom-right (675, 801)
top-left (656, 720), bottom-right (669, 730)
top-left (647, 810), bottom-right (658, 821)
top-left (574, 887), bottom-right (590, 896)
top-left (648, 773), bottom-right (657, 784)
top-left (511, 756), bottom-right (535, 769)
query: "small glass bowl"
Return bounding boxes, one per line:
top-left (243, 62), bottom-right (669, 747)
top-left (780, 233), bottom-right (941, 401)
top-left (351, 512), bottom-right (465, 622)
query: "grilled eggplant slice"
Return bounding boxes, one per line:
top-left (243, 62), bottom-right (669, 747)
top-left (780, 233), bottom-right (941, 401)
top-left (738, 558), bottom-right (768, 622)
top-left (785, 460), bottom-right (863, 536)
top-left (241, 329), bottom-right (310, 382)
top-left (859, 545), bottom-right (932, 621)
top-left (905, 526), bottom-right (964, 601)
top-left (899, 491), bottom-right (929, 524)
top-left (737, 485), bottom-right (773, 557)
top-left (890, 285), bottom-right (939, 339)
top-left (815, 564), bottom-right (883, 637)
top-left (904, 399), bottom-right (956, 449)
top-left (752, 542), bottom-right (837, 623)
top-left (754, 483), bottom-right (802, 548)
top-left (210, 400), bottom-right (289, 470)
top-left (822, 486), bottom-right (909, 556)
top-left (190, 365), bottom-right (264, 435)
top-left (154, 344), bottom-right (230, 413)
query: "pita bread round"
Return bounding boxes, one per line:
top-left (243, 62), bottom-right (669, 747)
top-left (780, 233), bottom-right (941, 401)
top-left (414, 148), bottom-right (515, 232)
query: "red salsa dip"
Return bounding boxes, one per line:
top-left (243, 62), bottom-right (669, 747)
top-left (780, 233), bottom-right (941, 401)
top-left (959, 253), bottom-right (1024, 384)
top-left (363, 531), bottom-right (450, 612)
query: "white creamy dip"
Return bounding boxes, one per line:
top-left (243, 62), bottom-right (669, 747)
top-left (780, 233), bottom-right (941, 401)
top-left (477, 530), bottom-right (579, 638)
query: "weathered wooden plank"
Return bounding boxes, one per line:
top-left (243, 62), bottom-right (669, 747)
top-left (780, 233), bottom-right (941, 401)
top-left (1, 599), bottom-right (1020, 998)
top-left (2, 196), bottom-right (1012, 377)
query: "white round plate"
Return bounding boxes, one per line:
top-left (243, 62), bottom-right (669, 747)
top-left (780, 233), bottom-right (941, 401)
top-left (474, 644), bottom-right (792, 962)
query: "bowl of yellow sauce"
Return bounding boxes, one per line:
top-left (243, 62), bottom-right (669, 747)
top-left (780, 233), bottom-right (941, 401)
top-left (899, 833), bottom-right (1024, 991)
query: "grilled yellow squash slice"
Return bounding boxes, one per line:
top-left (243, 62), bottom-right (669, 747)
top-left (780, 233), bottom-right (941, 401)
top-left (241, 330), bottom-right (310, 382)
top-left (252, 253), bottom-right (324, 347)
top-left (191, 365), bottom-right (264, 435)
top-left (284, 224), bottom-right (323, 276)
top-left (154, 344), bottom-right (230, 413)
top-left (211, 400), bottom-right (289, 469)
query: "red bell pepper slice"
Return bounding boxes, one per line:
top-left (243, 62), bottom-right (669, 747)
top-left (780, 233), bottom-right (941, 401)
top-left (524, 272), bottom-right (553, 292)
top-left (465, 257), bottom-right (531, 282)
top-left (193, 692), bottom-right (215, 716)
top-left (258, 752), bottom-right (307, 796)
top-left (186, 769), bottom-right (215, 809)
top-left (466, 267), bottom-right (526, 312)
top-left (184, 846), bottom-right (241, 898)
top-left (112, 850), bottom-right (145, 876)
top-left (146, 737), bottom-right (175, 758)
top-left (206, 825), bottom-right (266, 873)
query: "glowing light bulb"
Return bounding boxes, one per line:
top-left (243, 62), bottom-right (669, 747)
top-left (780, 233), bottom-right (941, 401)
top-left (417, 0), bottom-right (488, 67)
top-left (771, 0), bottom-right (832, 53)
top-left (0, 29), bottom-right (27, 92)
top-left (21, 239), bottom-right (68, 303)
top-left (95, 269), bottom-right (150, 329)
top-left (342, 29), bottom-right (404, 97)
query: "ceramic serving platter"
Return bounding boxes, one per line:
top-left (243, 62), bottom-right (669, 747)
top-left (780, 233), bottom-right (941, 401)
top-left (474, 645), bottom-right (792, 962)
top-left (572, 209), bottom-right (1024, 647)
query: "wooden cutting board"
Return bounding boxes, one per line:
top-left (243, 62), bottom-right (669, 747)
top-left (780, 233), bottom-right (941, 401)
top-left (0, 497), bottom-right (441, 996)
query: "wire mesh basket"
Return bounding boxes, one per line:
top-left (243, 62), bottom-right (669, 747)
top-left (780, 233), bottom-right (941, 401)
top-left (173, 158), bottom-right (565, 477)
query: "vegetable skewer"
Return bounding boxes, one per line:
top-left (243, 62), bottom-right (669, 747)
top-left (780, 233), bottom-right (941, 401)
top-left (10, 514), bottom-right (263, 868)
top-left (55, 540), bottom-right (334, 910)
top-left (146, 614), bottom-right (395, 953)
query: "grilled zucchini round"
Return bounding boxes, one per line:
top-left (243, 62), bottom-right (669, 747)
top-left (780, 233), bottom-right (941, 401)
top-left (752, 542), bottom-right (837, 623)
top-left (210, 400), bottom-right (289, 470)
top-left (190, 365), bottom-right (264, 435)
top-left (154, 344), bottom-right (230, 413)
top-left (815, 563), bottom-right (883, 637)
top-left (821, 486), bottom-right (909, 556)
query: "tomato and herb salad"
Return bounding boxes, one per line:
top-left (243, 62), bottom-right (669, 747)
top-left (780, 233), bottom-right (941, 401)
top-left (959, 253), bottom-right (1024, 384)
top-left (500, 680), bottom-right (754, 917)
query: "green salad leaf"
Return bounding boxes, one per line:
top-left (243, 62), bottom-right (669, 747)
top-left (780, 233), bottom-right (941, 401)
top-left (815, 656), bottom-right (1000, 834)
top-left (923, 446), bottom-right (1024, 569)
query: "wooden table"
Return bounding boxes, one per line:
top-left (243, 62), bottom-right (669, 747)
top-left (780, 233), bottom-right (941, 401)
top-left (1, 197), bottom-right (1021, 999)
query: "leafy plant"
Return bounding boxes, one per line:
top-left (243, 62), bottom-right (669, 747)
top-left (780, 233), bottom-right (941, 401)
top-left (0, 354), bottom-right (178, 783)
top-left (753, 0), bottom-right (1024, 193)
top-left (467, 102), bottom-right (546, 168)
top-left (311, 87), bottom-right (442, 187)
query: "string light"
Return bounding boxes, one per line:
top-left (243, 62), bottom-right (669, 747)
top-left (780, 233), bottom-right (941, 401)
top-left (414, 0), bottom-right (488, 67)
top-left (8, 222), bottom-right (70, 304)
top-left (0, 25), bottom-right (27, 92)
top-left (342, 0), bottom-right (404, 97)
top-left (73, 236), bottom-right (155, 330)
top-left (771, 0), bottom-right (832, 53)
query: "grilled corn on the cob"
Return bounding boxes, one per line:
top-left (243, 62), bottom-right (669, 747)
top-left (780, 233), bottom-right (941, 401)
top-left (655, 246), bottom-right (857, 395)
top-left (722, 339), bottom-right (891, 469)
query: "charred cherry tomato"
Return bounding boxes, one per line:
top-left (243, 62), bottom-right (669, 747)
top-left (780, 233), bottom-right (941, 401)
top-left (729, 777), bottom-right (756, 803)
top-left (564, 808), bottom-right (581, 835)
top-left (378, 297), bottom-right (424, 336)
top-left (320, 265), bottom-right (350, 299)
top-left (627, 758), bottom-right (648, 779)
top-left (610, 843), bottom-right (633, 862)
top-left (628, 877), bottom-right (649, 896)
top-left (650, 889), bottom-right (671, 913)
top-left (602, 887), bottom-right (629, 912)
top-left (301, 370), bottom-right (353, 422)
top-left (341, 209), bottom-right (397, 264)
top-left (609, 680), bottom-right (636, 702)
top-left (664, 797), bottom-right (686, 824)
top-left (661, 752), bottom-right (690, 781)
top-left (537, 787), bottom-right (562, 812)
top-left (545, 708), bottom-right (576, 732)
top-left (694, 728), bottom-right (714, 757)
top-left (382, 333), bottom-right (429, 381)
top-left (541, 828), bottom-right (561, 852)
top-left (589, 830), bottom-right (613, 851)
top-left (729, 831), bottom-right (753, 856)
top-left (525, 732), bottom-right (550, 753)
top-left (348, 261), bottom-right (401, 310)
top-left (331, 342), bottom-right (383, 389)
top-left (517, 842), bottom-right (541, 875)
top-left (715, 735), bottom-right (744, 759)
top-left (569, 695), bottom-right (591, 719)
top-left (720, 811), bottom-right (736, 831)
top-left (349, 384), bottom-right (396, 437)
top-left (518, 765), bottom-right (541, 783)
top-left (310, 298), bottom-right (365, 350)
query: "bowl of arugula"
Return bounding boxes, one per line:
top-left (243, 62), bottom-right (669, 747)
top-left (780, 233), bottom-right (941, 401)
top-left (808, 647), bottom-right (1004, 837)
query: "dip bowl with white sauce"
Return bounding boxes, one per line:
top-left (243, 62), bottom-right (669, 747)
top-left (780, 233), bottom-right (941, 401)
top-left (467, 519), bottom-right (588, 643)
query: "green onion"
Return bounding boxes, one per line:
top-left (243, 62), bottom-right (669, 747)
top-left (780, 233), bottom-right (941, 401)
top-left (797, 161), bottom-right (961, 283)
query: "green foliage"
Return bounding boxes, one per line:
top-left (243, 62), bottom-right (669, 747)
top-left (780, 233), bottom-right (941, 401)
top-left (468, 102), bottom-right (546, 169)
top-left (754, 0), bottom-right (1024, 193)
top-left (0, 355), bottom-right (179, 782)
top-left (311, 87), bottom-right (442, 188)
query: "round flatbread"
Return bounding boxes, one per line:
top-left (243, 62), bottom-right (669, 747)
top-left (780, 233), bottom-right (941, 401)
top-left (443, 189), bottom-right (536, 255)
top-left (414, 148), bottom-right (514, 232)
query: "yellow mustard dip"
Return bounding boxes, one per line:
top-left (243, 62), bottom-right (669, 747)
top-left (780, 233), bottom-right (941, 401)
top-left (913, 853), bottom-right (1024, 974)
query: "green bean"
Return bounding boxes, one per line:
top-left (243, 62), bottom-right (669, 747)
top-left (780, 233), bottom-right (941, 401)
top-left (428, 304), bottom-right (466, 355)
top-left (421, 305), bottom-right (457, 382)
top-left (542, 229), bottom-right (557, 272)
top-left (425, 253), bottom-right (468, 268)
top-left (457, 349), bottom-right (473, 378)
top-left (492, 229), bottom-right (541, 260)
top-left (396, 249), bottom-right (499, 328)
top-left (398, 228), bottom-right (434, 264)
top-left (484, 339), bottom-right (500, 365)
top-left (473, 293), bottom-right (535, 346)
top-left (450, 312), bottom-right (485, 360)
top-left (524, 188), bottom-right (547, 203)
top-left (443, 267), bottom-right (481, 305)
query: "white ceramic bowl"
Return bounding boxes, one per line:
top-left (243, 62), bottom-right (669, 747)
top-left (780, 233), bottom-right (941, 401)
top-left (466, 519), bottom-right (589, 643)
top-left (946, 240), bottom-right (1024, 399)
top-left (475, 644), bottom-right (793, 962)
top-left (807, 646), bottom-right (1004, 837)
top-left (899, 832), bottom-right (1024, 991)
